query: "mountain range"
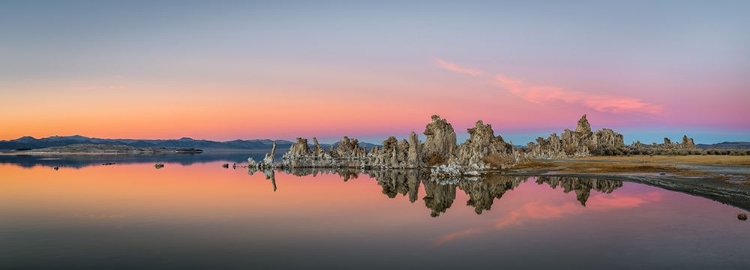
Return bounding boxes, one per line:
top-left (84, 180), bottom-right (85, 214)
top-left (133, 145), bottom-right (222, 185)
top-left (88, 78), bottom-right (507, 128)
top-left (0, 135), bottom-right (294, 151)
top-left (696, 141), bottom-right (750, 149)
top-left (0, 135), bottom-right (380, 152)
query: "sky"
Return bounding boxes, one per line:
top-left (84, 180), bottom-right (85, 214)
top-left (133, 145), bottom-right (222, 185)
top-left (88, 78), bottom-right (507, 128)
top-left (1, 0), bottom-right (748, 144)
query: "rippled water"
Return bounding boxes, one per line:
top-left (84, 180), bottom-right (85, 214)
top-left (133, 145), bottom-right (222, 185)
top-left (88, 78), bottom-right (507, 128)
top-left (1, 156), bottom-right (748, 269)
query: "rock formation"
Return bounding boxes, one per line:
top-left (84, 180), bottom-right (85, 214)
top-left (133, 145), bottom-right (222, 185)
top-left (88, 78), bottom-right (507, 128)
top-left (682, 135), bottom-right (696, 148)
top-left (629, 134), bottom-right (697, 154)
top-left (527, 114), bottom-right (624, 159)
top-left (262, 141), bottom-right (277, 166)
top-left (453, 120), bottom-right (519, 170)
top-left (288, 138), bottom-right (311, 156)
top-left (263, 114), bottom-right (697, 183)
top-left (422, 115), bottom-right (457, 166)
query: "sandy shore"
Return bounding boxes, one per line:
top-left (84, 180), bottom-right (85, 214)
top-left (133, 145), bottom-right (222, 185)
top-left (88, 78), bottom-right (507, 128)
top-left (507, 155), bottom-right (750, 211)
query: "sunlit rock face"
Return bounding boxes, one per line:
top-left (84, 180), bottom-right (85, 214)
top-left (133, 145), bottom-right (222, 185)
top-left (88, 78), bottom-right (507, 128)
top-left (527, 114), bottom-right (625, 159)
top-left (333, 136), bottom-right (367, 159)
top-left (682, 135), bottom-right (696, 149)
top-left (453, 120), bottom-right (519, 170)
top-left (288, 138), bottom-right (311, 156)
top-left (422, 115), bottom-right (457, 166)
top-left (368, 136), bottom-right (409, 168)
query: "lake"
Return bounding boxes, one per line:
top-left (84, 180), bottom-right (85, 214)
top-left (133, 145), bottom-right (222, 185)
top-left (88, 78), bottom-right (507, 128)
top-left (1, 155), bottom-right (748, 269)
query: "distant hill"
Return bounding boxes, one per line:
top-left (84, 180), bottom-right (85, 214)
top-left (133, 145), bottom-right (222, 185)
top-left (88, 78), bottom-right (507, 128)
top-left (0, 135), bottom-right (295, 151)
top-left (696, 141), bottom-right (750, 149)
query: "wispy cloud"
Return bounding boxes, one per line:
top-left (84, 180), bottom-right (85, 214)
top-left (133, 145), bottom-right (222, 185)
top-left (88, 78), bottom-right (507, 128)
top-left (495, 74), bottom-right (663, 114)
top-left (429, 56), bottom-right (663, 114)
top-left (431, 56), bottom-right (483, 77)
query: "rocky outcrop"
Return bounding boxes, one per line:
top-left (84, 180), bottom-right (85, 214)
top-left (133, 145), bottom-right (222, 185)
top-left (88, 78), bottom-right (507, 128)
top-left (629, 134), bottom-right (697, 154)
top-left (682, 135), bottom-right (696, 149)
top-left (453, 120), bottom-right (519, 170)
top-left (263, 114), bottom-right (699, 182)
top-left (407, 132), bottom-right (422, 167)
top-left (527, 114), bottom-right (624, 159)
top-left (422, 115), bottom-right (457, 166)
top-left (288, 138), bottom-right (311, 156)
top-left (262, 141), bottom-right (277, 166)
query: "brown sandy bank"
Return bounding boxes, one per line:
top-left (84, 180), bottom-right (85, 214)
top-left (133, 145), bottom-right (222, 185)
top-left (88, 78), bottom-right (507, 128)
top-left (507, 155), bottom-right (750, 212)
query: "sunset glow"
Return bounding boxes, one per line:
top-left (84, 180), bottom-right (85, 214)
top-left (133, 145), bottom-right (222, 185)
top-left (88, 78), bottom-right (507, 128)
top-left (1, 1), bottom-right (748, 144)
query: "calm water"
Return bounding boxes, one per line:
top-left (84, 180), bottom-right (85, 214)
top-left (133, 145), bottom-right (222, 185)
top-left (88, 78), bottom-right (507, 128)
top-left (1, 156), bottom-right (749, 269)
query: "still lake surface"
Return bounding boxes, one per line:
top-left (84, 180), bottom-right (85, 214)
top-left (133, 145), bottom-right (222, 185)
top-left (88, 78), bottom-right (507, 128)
top-left (1, 154), bottom-right (748, 269)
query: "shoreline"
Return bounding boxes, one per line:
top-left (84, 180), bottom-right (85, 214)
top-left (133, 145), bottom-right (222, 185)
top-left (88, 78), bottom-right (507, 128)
top-left (499, 156), bottom-right (750, 211)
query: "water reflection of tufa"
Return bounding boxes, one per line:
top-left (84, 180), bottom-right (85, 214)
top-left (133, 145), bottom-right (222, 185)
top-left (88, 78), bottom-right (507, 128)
top-left (247, 167), bottom-right (277, 192)
top-left (535, 176), bottom-right (623, 206)
top-left (256, 168), bottom-right (625, 217)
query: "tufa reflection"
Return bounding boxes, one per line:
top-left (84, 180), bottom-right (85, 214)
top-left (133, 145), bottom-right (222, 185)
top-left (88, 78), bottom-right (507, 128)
top-left (252, 168), bottom-right (624, 217)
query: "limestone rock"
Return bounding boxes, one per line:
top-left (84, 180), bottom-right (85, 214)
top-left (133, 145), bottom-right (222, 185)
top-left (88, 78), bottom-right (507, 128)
top-left (288, 138), bottom-right (311, 156)
top-left (422, 115), bottom-right (457, 166)
top-left (407, 131), bottom-right (422, 168)
top-left (453, 120), bottom-right (517, 169)
top-left (262, 141), bottom-right (277, 166)
top-left (527, 115), bottom-right (624, 158)
top-left (313, 137), bottom-right (323, 154)
top-left (576, 114), bottom-right (592, 134)
top-left (682, 135), bottom-right (696, 149)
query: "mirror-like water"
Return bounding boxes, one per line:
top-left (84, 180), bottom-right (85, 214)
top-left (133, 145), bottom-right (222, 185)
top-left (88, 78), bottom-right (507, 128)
top-left (1, 156), bottom-right (748, 269)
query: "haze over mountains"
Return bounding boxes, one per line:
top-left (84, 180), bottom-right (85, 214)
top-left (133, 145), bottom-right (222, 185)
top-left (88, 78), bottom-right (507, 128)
top-left (1, 134), bottom-right (746, 152)
top-left (0, 135), bottom-right (293, 151)
top-left (0, 135), bottom-right (383, 151)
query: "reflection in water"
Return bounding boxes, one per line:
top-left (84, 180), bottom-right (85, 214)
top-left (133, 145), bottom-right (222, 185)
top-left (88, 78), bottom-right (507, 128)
top-left (2, 162), bottom-right (748, 269)
top-left (0, 152), bottom-right (283, 169)
top-left (277, 168), bottom-right (624, 217)
top-left (535, 176), bottom-right (623, 206)
top-left (370, 170), bottom-right (422, 203)
top-left (248, 168), bottom-right (278, 192)
top-left (461, 175), bottom-right (524, 214)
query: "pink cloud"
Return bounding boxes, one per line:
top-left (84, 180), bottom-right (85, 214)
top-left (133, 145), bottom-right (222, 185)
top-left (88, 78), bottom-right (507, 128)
top-left (431, 57), bottom-right (483, 77)
top-left (432, 228), bottom-right (483, 247)
top-left (494, 75), bottom-right (662, 114)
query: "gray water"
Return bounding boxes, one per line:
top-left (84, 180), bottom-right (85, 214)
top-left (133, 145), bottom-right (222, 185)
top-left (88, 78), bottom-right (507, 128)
top-left (1, 155), bottom-right (748, 269)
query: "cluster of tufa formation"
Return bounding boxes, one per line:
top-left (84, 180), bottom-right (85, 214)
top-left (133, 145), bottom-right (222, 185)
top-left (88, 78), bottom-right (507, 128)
top-left (526, 114), bottom-right (626, 159)
top-left (630, 135), bottom-right (696, 152)
top-left (271, 115), bottom-right (522, 178)
top-left (247, 114), bottom-right (696, 180)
